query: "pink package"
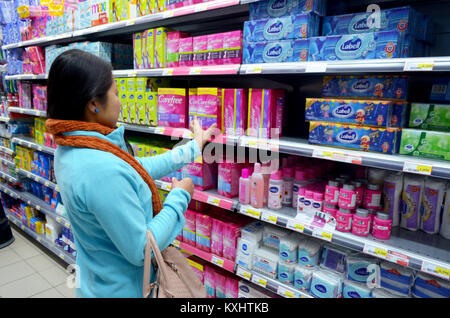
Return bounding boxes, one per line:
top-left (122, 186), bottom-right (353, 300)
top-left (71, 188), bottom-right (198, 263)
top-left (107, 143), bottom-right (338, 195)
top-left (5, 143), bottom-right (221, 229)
top-left (167, 31), bottom-right (190, 68)
top-left (196, 87), bottom-right (221, 130)
top-left (188, 88), bottom-right (197, 126)
top-left (195, 213), bottom-right (212, 252)
top-left (222, 221), bottom-right (241, 261)
top-left (179, 37), bottom-right (193, 67)
top-left (182, 161), bottom-right (217, 191)
top-left (182, 209), bottom-right (197, 246)
top-left (157, 88), bottom-right (188, 128)
top-left (247, 88), bottom-right (285, 138)
top-left (193, 35), bottom-right (208, 66)
top-left (223, 30), bottom-right (242, 64)
top-left (26, 46), bottom-right (45, 63)
top-left (207, 33), bottom-right (224, 66)
top-left (218, 161), bottom-right (243, 198)
top-left (225, 275), bottom-right (239, 298)
top-left (214, 269), bottom-right (227, 298)
top-left (211, 218), bottom-right (224, 256)
top-left (221, 88), bottom-right (248, 136)
top-left (186, 255), bottom-right (207, 283)
top-left (32, 61), bottom-right (45, 75)
top-left (204, 264), bottom-right (216, 298)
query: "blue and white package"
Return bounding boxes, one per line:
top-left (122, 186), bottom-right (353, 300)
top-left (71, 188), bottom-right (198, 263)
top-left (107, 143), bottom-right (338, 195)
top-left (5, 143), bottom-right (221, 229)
top-left (309, 31), bottom-right (402, 61)
top-left (243, 39), bottom-right (310, 63)
top-left (244, 13), bottom-right (318, 42)
top-left (430, 79), bottom-right (450, 102)
top-left (297, 238), bottom-right (321, 267)
top-left (346, 255), bottom-right (379, 285)
top-left (380, 261), bottom-right (414, 296)
top-left (343, 279), bottom-right (373, 298)
top-left (412, 273), bottom-right (450, 298)
top-left (319, 244), bottom-right (349, 274)
top-left (249, 0), bottom-right (326, 20)
top-left (279, 233), bottom-right (298, 263)
top-left (278, 262), bottom-right (295, 285)
top-left (310, 269), bottom-right (344, 298)
top-left (322, 6), bottom-right (414, 37)
top-left (294, 265), bottom-right (316, 291)
top-left (262, 225), bottom-right (290, 249)
top-left (322, 75), bottom-right (409, 101)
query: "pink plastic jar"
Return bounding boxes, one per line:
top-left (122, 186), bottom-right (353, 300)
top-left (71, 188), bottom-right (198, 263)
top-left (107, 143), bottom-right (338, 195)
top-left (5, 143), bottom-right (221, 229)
top-left (338, 184), bottom-right (357, 210)
top-left (336, 208), bottom-right (353, 232)
top-left (363, 183), bottom-right (382, 209)
top-left (323, 203), bottom-right (338, 218)
top-left (368, 208), bottom-right (378, 232)
top-left (325, 180), bottom-right (340, 205)
top-left (352, 208), bottom-right (371, 237)
top-left (351, 180), bottom-right (364, 207)
top-left (372, 212), bottom-right (392, 240)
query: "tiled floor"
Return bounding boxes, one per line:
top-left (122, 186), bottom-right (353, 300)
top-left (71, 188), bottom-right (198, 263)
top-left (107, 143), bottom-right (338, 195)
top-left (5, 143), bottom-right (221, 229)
top-left (0, 226), bottom-right (76, 298)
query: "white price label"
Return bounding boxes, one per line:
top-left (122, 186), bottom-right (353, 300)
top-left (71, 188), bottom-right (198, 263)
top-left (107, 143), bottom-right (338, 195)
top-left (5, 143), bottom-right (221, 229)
top-left (312, 149), bottom-right (362, 165)
top-left (59, 253), bottom-right (65, 260)
top-left (251, 274), bottom-right (267, 288)
top-left (236, 267), bottom-right (252, 280)
top-left (363, 243), bottom-right (388, 259)
top-left (305, 62), bottom-right (327, 73)
top-left (403, 161), bottom-right (433, 175)
top-left (245, 65), bottom-right (263, 74)
top-left (242, 207), bottom-right (262, 219)
top-left (154, 127), bottom-right (165, 135)
top-left (35, 205), bottom-right (40, 211)
top-left (207, 196), bottom-right (221, 207)
top-left (211, 255), bottom-right (224, 268)
top-left (162, 68), bottom-right (174, 76)
top-left (194, 2), bottom-right (208, 12)
top-left (189, 67), bottom-right (202, 75)
top-left (163, 10), bottom-right (175, 18)
top-left (404, 61), bottom-right (434, 71)
top-left (312, 228), bottom-right (333, 242)
top-left (261, 212), bottom-right (278, 225)
top-left (421, 261), bottom-right (450, 280)
top-left (277, 286), bottom-right (297, 298)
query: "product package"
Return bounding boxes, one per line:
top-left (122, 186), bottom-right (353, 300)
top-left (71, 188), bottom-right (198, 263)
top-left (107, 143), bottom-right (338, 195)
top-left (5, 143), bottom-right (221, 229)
top-left (182, 155), bottom-right (217, 191)
top-left (221, 88), bottom-right (248, 136)
top-left (305, 98), bottom-right (406, 127)
top-left (223, 30), bottom-right (243, 64)
top-left (408, 103), bottom-right (450, 132)
top-left (243, 39), bottom-right (310, 63)
top-left (441, 185), bottom-right (450, 239)
top-left (218, 161), bottom-right (243, 198)
top-left (308, 121), bottom-right (402, 154)
top-left (249, 0), bottom-right (326, 20)
top-left (109, 0), bottom-right (129, 22)
top-left (179, 37), bottom-right (193, 66)
top-left (154, 27), bottom-right (168, 68)
top-left (430, 79), bottom-right (450, 102)
top-left (193, 35), bottom-right (208, 66)
top-left (320, 245), bottom-right (350, 274)
top-left (244, 13), bottom-right (319, 42)
top-left (195, 87), bottom-right (222, 130)
top-left (167, 31), bottom-right (190, 68)
top-left (322, 75), bottom-right (409, 101)
top-left (342, 280), bottom-right (373, 298)
top-left (346, 255), bottom-right (379, 285)
top-left (157, 88), bottom-right (188, 128)
top-left (252, 246), bottom-right (279, 279)
top-left (412, 272), bottom-right (450, 298)
top-left (380, 261), bottom-right (414, 297)
top-left (420, 178), bottom-right (447, 234)
top-left (399, 129), bottom-right (450, 161)
top-left (400, 175), bottom-right (424, 231)
top-left (383, 172), bottom-right (404, 227)
top-left (247, 88), bottom-right (285, 138)
top-left (207, 33), bottom-right (224, 65)
top-left (310, 269), bottom-right (344, 298)
top-left (309, 31), bottom-right (403, 61)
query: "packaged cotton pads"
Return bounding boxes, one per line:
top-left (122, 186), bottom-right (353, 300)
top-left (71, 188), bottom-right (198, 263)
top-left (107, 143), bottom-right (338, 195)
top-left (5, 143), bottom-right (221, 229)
top-left (320, 244), bottom-right (350, 274)
top-left (380, 261), bottom-right (414, 297)
top-left (310, 269), bottom-right (344, 298)
top-left (279, 232), bottom-right (299, 263)
top-left (346, 255), bottom-right (379, 286)
top-left (383, 172), bottom-right (404, 227)
top-left (343, 279), bottom-right (373, 298)
top-left (297, 238), bottom-right (321, 267)
top-left (420, 177), bottom-right (447, 234)
top-left (252, 246), bottom-right (279, 279)
top-left (263, 224), bottom-right (290, 250)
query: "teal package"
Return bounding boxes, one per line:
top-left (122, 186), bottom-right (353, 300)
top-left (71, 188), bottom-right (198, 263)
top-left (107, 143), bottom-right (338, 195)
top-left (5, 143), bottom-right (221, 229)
top-left (243, 39), bottom-right (310, 63)
top-left (343, 280), bottom-right (373, 298)
top-left (346, 256), bottom-right (379, 285)
top-left (309, 30), bottom-right (402, 61)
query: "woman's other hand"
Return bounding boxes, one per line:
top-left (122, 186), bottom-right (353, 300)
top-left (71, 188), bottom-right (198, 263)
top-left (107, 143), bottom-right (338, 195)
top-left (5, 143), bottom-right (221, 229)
top-left (172, 177), bottom-right (195, 198)
top-left (190, 116), bottom-right (217, 151)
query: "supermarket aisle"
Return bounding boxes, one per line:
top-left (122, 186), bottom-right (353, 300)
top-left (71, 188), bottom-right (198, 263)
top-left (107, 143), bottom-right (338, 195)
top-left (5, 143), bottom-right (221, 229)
top-left (0, 226), bottom-right (76, 298)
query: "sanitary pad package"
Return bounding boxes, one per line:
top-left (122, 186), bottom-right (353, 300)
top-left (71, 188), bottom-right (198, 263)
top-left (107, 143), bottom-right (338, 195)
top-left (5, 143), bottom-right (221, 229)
top-left (310, 269), bottom-right (344, 298)
top-left (342, 279), bottom-right (373, 298)
top-left (249, 0), bottom-right (326, 20)
top-left (309, 31), bottom-right (403, 61)
top-left (305, 98), bottom-right (406, 127)
top-left (308, 121), bottom-right (402, 154)
top-left (244, 13), bottom-right (319, 42)
top-left (243, 39), bottom-right (310, 64)
top-left (322, 75), bottom-right (409, 101)
top-left (346, 255), bottom-right (379, 286)
top-left (412, 272), bottom-right (450, 298)
top-left (380, 261), bottom-right (414, 296)
top-left (399, 129), bottom-right (450, 161)
top-left (408, 103), bottom-right (450, 132)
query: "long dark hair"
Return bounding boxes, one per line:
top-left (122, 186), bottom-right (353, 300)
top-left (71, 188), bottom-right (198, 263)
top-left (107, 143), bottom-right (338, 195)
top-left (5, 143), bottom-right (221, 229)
top-left (47, 49), bottom-right (113, 120)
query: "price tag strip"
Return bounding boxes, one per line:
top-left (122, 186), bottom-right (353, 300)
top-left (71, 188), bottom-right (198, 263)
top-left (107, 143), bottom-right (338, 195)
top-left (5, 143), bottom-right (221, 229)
top-left (251, 273), bottom-right (267, 288)
top-left (240, 206), bottom-right (262, 219)
top-left (277, 285), bottom-right (300, 298)
top-left (421, 260), bottom-right (450, 281)
top-left (261, 211), bottom-right (278, 225)
top-left (211, 255), bottom-right (225, 268)
top-left (245, 64), bottom-right (263, 74)
top-left (363, 243), bottom-right (410, 267)
top-left (404, 60), bottom-right (434, 71)
top-left (403, 161), bottom-right (433, 176)
top-left (236, 266), bottom-right (252, 280)
top-left (313, 149), bottom-right (362, 165)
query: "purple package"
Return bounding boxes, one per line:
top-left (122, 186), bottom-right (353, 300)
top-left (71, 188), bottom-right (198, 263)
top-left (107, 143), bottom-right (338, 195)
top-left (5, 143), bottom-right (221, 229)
top-left (420, 179), bottom-right (447, 234)
top-left (207, 33), bottom-right (224, 65)
top-left (400, 176), bottom-right (424, 231)
top-left (223, 30), bottom-right (242, 64)
top-left (193, 35), bottom-right (208, 66)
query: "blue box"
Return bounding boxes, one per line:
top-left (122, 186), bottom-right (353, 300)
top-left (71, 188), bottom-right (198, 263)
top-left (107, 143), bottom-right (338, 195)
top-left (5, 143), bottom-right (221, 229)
top-left (430, 79), bottom-right (450, 102)
top-left (243, 39), bottom-right (309, 63)
top-left (308, 121), bottom-right (401, 154)
top-left (322, 75), bottom-right (409, 101)
top-left (249, 0), bottom-right (326, 20)
top-left (309, 31), bottom-right (403, 61)
top-left (244, 13), bottom-right (318, 42)
top-left (305, 98), bottom-right (402, 127)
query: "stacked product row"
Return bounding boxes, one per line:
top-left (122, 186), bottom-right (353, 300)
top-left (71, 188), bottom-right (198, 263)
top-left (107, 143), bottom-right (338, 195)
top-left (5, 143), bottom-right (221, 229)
top-left (15, 143), bottom-right (57, 184)
top-left (17, 81), bottom-right (47, 111)
top-left (6, 46), bottom-right (45, 76)
top-left (235, 220), bottom-right (450, 298)
top-left (1, 193), bottom-right (76, 257)
top-left (133, 29), bottom-right (242, 69)
top-left (243, 0), bottom-right (433, 64)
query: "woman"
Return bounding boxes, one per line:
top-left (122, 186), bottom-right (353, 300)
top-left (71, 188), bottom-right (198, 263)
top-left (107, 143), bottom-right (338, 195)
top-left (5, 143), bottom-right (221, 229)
top-left (45, 49), bottom-right (216, 298)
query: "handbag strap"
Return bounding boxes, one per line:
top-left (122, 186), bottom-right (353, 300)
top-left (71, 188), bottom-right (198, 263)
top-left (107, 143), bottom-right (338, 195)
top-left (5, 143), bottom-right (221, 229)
top-left (143, 229), bottom-right (170, 298)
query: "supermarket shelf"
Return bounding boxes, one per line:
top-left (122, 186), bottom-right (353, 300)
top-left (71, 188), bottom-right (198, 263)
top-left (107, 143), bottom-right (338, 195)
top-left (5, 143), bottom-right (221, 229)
top-left (235, 265), bottom-right (314, 298)
top-left (0, 145), bottom-right (14, 155)
top-left (16, 168), bottom-right (59, 191)
top-left (8, 107), bottom-right (47, 117)
top-left (7, 214), bottom-right (75, 264)
top-left (0, 116), bottom-right (10, 123)
top-left (12, 136), bottom-right (56, 155)
top-left (238, 204), bottom-right (450, 281)
top-left (4, 74), bottom-right (47, 80)
top-left (1, 0), bottom-right (242, 50)
top-left (0, 158), bottom-right (16, 169)
top-left (0, 182), bottom-right (22, 198)
top-left (120, 123), bottom-right (193, 139)
top-left (240, 136), bottom-right (450, 180)
top-left (0, 170), bottom-right (20, 183)
top-left (173, 239), bottom-right (236, 272)
top-left (155, 179), bottom-right (238, 211)
top-left (113, 64), bottom-right (240, 77)
top-left (240, 57), bottom-right (450, 75)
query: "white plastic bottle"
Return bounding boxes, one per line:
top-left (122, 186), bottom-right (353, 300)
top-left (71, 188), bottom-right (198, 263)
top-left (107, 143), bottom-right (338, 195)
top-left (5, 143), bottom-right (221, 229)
top-left (282, 167), bottom-right (294, 205)
top-left (239, 168), bottom-right (250, 205)
top-left (250, 163), bottom-right (264, 209)
top-left (268, 170), bottom-right (283, 210)
top-left (292, 170), bottom-right (309, 208)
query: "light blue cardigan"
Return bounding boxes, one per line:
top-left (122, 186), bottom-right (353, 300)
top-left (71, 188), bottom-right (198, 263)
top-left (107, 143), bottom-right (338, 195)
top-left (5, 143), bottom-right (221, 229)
top-left (54, 125), bottom-right (201, 297)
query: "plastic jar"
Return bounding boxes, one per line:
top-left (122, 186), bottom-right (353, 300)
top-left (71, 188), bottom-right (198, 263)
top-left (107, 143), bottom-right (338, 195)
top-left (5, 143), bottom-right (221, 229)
top-left (372, 212), bottom-right (393, 240)
top-left (336, 208), bottom-right (353, 232)
top-left (363, 183), bottom-right (382, 209)
top-left (323, 203), bottom-right (338, 218)
top-left (325, 180), bottom-right (340, 205)
top-left (338, 184), bottom-right (357, 210)
top-left (351, 180), bottom-right (364, 207)
top-left (352, 208), bottom-right (371, 237)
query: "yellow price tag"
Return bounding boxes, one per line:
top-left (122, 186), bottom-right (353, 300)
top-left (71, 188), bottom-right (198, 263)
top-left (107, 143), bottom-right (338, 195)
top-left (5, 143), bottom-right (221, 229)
top-left (322, 151), bottom-right (334, 157)
top-left (418, 63), bottom-right (434, 69)
top-left (375, 248), bottom-right (388, 257)
top-left (284, 290), bottom-right (294, 298)
top-left (246, 208), bottom-right (261, 218)
top-left (417, 165), bottom-right (432, 174)
top-left (268, 216), bottom-right (277, 223)
top-left (295, 224), bottom-right (305, 232)
top-left (436, 267), bottom-right (450, 278)
top-left (207, 197), bottom-right (221, 206)
top-left (322, 232), bottom-right (333, 241)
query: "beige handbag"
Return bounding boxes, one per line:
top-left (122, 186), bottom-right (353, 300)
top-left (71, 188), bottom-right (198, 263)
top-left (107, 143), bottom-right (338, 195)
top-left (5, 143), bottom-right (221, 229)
top-left (143, 229), bottom-right (207, 298)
